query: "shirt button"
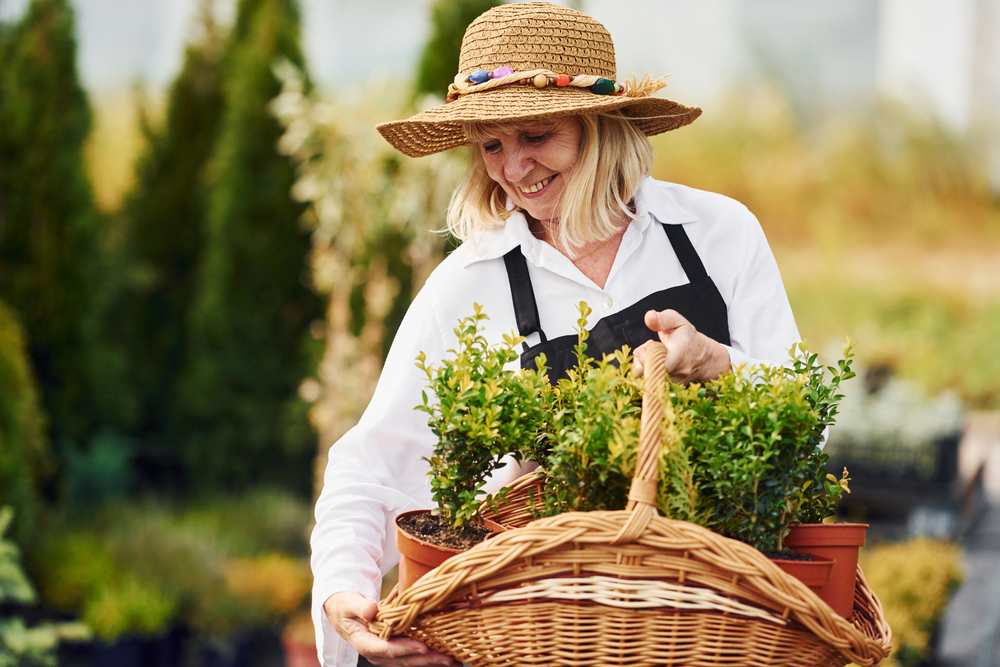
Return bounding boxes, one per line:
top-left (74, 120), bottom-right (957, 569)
top-left (603, 296), bottom-right (613, 309)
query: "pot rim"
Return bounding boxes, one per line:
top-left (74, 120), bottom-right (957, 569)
top-left (395, 508), bottom-right (479, 555)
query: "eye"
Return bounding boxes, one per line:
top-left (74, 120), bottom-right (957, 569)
top-left (481, 140), bottom-right (501, 154)
top-left (525, 132), bottom-right (551, 144)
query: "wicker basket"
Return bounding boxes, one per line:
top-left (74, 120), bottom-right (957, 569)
top-left (371, 344), bottom-right (892, 667)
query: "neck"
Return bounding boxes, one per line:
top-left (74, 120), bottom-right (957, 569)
top-left (528, 215), bottom-right (628, 289)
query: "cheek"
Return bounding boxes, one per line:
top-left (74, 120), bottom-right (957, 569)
top-left (483, 156), bottom-right (510, 187)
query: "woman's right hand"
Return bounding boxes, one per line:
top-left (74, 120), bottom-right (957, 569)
top-left (324, 591), bottom-right (461, 666)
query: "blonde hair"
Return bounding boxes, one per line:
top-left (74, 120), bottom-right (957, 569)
top-left (447, 112), bottom-right (654, 252)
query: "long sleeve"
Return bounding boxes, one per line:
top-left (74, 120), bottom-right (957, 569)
top-left (310, 285), bottom-right (445, 666)
top-left (721, 207), bottom-right (801, 369)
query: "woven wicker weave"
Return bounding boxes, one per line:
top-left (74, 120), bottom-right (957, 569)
top-left (377, 2), bottom-right (701, 157)
top-left (372, 344), bottom-right (892, 666)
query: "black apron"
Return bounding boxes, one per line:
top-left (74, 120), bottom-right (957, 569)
top-left (504, 223), bottom-right (731, 382)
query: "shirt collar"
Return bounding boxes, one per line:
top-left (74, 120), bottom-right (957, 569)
top-left (460, 177), bottom-right (699, 268)
top-left (633, 176), bottom-right (699, 229)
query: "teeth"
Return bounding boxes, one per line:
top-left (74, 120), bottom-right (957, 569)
top-left (521, 176), bottom-right (552, 194)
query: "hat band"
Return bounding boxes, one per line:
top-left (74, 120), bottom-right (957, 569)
top-left (446, 69), bottom-right (668, 104)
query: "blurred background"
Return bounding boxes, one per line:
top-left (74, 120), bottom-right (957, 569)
top-left (0, 0), bottom-right (998, 665)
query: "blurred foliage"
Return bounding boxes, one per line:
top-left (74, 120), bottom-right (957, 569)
top-left (82, 574), bottom-right (179, 642)
top-left (61, 432), bottom-right (137, 509)
top-left (110, 7), bottom-right (226, 450)
top-left (0, 301), bottom-right (49, 548)
top-left (0, 506), bottom-right (91, 666)
top-left (32, 489), bottom-right (311, 640)
top-left (826, 367), bottom-right (963, 477)
top-left (787, 280), bottom-right (1000, 409)
top-left (414, 0), bottom-right (502, 99)
top-left (652, 86), bottom-right (1000, 247)
top-left (0, 0), bottom-right (114, 450)
top-left (222, 553), bottom-right (311, 620)
top-left (173, 0), bottom-right (323, 494)
top-left (859, 538), bottom-right (964, 667)
top-left (271, 66), bottom-right (462, 496)
top-left (651, 86), bottom-right (1000, 408)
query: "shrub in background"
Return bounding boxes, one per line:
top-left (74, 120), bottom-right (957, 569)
top-left (0, 0), bottom-right (109, 451)
top-left (33, 489), bottom-right (312, 642)
top-left (0, 301), bottom-right (49, 547)
top-left (179, 0), bottom-right (323, 494)
top-left (859, 538), bottom-right (964, 667)
top-left (111, 7), bottom-right (226, 447)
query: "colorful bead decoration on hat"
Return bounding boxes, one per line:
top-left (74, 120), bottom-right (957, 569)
top-left (468, 70), bottom-right (491, 84)
top-left (444, 67), bottom-right (631, 103)
top-left (591, 78), bottom-right (615, 95)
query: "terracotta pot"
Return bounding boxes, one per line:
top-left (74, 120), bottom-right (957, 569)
top-left (785, 523), bottom-right (868, 619)
top-left (395, 510), bottom-right (466, 593)
top-left (772, 555), bottom-right (834, 595)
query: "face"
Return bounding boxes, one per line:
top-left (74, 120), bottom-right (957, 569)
top-left (477, 117), bottom-right (583, 225)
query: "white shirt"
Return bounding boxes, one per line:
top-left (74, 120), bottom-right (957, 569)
top-left (310, 177), bottom-right (801, 666)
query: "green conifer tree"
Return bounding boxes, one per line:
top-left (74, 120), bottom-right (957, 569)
top-left (0, 300), bottom-right (49, 547)
top-left (179, 0), bottom-right (322, 493)
top-left (0, 0), bottom-right (101, 449)
top-left (414, 0), bottom-right (503, 98)
top-left (115, 8), bottom-right (226, 442)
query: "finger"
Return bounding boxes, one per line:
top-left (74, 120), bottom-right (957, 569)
top-left (662, 338), bottom-right (689, 378)
top-left (633, 341), bottom-right (647, 377)
top-left (643, 309), bottom-right (660, 331)
top-left (353, 625), bottom-right (460, 666)
top-left (645, 309), bottom-right (689, 334)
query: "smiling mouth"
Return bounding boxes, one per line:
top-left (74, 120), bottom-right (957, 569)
top-left (520, 175), bottom-right (554, 194)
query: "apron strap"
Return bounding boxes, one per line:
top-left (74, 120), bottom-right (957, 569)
top-left (662, 223), bottom-right (708, 281)
top-left (504, 224), bottom-right (705, 349)
top-left (503, 248), bottom-right (547, 351)
top-left (663, 224), bottom-right (708, 282)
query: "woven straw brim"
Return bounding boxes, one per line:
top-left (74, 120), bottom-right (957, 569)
top-left (377, 86), bottom-right (702, 158)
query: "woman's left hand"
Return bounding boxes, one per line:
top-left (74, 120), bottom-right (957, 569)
top-left (633, 309), bottom-right (731, 383)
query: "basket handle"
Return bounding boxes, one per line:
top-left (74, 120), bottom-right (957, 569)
top-left (611, 341), bottom-right (667, 544)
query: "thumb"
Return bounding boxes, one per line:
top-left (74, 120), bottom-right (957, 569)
top-left (357, 597), bottom-right (379, 623)
top-left (645, 309), bottom-right (687, 334)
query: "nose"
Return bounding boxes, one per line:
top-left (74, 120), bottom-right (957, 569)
top-left (502, 144), bottom-right (535, 183)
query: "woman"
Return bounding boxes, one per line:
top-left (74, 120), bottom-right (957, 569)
top-left (312, 3), bottom-right (800, 666)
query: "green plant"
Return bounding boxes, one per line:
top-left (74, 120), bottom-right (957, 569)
top-left (667, 340), bottom-right (857, 550)
top-left (417, 303), bottom-right (855, 555)
top-left (538, 303), bottom-right (641, 515)
top-left (416, 304), bottom-right (551, 527)
top-left (786, 340), bottom-right (857, 524)
top-left (1, 506), bottom-right (90, 666)
top-left (859, 538), bottom-right (964, 667)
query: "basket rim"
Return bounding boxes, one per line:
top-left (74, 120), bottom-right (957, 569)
top-left (373, 511), bottom-right (891, 666)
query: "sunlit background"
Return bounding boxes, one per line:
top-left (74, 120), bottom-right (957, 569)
top-left (0, 0), bottom-right (998, 666)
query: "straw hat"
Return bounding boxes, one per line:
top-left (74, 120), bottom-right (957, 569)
top-left (377, 2), bottom-right (701, 158)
